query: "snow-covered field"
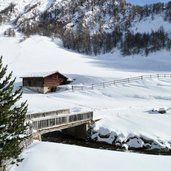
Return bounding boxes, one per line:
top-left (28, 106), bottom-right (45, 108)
top-left (9, 141), bottom-right (171, 171)
top-left (1, 33), bottom-right (171, 170)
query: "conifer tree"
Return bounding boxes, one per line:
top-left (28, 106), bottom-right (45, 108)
top-left (0, 56), bottom-right (28, 170)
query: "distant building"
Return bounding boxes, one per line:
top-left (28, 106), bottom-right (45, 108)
top-left (21, 71), bottom-right (71, 93)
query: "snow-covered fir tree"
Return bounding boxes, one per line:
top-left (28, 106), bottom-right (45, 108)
top-left (0, 56), bottom-right (28, 170)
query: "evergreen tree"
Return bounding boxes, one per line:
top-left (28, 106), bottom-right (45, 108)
top-left (0, 56), bottom-right (28, 170)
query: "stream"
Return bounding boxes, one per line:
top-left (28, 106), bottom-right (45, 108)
top-left (41, 131), bottom-right (171, 155)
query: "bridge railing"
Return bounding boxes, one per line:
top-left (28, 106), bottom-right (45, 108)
top-left (69, 112), bottom-right (93, 122)
top-left (31, 111), bottom-right (93, 130)
top-left (26, 109), bottom-right (70, 120)
top-left (71, 74), bottom-right (171, 91)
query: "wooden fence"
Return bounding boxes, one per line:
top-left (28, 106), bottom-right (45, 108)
top-left (71, 74), bottom-right (171, 91)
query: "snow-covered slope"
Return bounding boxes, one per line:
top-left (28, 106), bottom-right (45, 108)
top-left (9, 141), bottom-right (171, 171)
top-left (131, 14), bottom-right (171, 34)
top-left (0, 0), bottom-right (171, 55)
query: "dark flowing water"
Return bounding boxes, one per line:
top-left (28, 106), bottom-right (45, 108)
top-left (41, 131), bottom-right (121, 151)
top-left (41, 131), bottom-right (171, 155)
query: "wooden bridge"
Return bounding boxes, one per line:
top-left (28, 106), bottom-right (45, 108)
top-left (26, 109), bottom-right (94, 140)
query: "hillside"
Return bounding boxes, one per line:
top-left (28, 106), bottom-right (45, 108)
top-left (0, 0), bottom-right (171, 55)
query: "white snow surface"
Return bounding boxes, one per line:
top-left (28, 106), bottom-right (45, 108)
top-left (9, 141), bottom-right (171, 171)
top-left (1, 33), bottom-right (171, 170)
top-left (131, 14), bottom-right (171, 34)
top-left (0, 0), bottom-right (58, 12)
top-left (21, 70), bottom-right (65, 78)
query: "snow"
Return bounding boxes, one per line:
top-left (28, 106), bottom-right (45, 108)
top-left (9, 141), bottom-right (171, 171)
top-left (0, 24), bottom-right (12, 36)
top-left (21, 70), bottom-right (64, 78)
top-left (127, 0), bottom-right (170, 6)
top-left (131, 14), bottom-right (171, 34)
top-left (0, 124), bottom-right (5, 128)
top-left (0, 0), bottom-right (60, 12)
top-left (127, 138), bottom-right (144, 148)
top-left (0, 6), bottom-right (171, 169)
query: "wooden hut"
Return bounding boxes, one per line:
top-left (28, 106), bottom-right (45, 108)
top-left (21, 71), bottom-right (70, 93)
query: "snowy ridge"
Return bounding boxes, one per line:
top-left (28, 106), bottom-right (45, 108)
top-left (0, 0), bottom-right (170, 35)
top-left (0, 0), bottom-right (171, 55)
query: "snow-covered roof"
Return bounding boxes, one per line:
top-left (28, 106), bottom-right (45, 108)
top-left (20, 71), bottom-right (68, 78)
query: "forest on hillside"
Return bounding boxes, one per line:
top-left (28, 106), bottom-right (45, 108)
top-left (0, 0), bottom-right (171, 55)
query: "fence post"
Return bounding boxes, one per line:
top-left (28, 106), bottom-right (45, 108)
top-left (141, 76), bottom-right (143, 80)
top-left (72, 85), bottom-right (74, 92)
top-left (92, 84), bottom-right (94, 89)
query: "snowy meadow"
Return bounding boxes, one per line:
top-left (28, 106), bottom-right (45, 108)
top-left (0, 33), bottom-right (171, 170)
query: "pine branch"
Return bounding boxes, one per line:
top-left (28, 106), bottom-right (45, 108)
top-left (0, 56), bottom-right (28, 168)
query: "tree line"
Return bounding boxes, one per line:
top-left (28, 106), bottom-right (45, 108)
top-left (0, 0), bottom-right (171, 56)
